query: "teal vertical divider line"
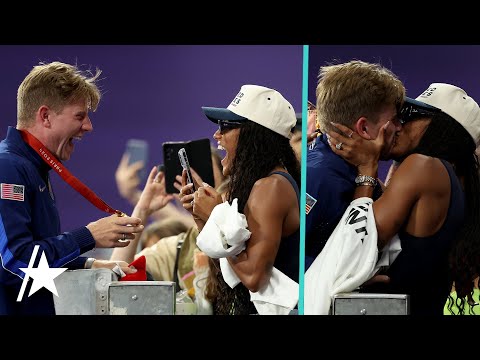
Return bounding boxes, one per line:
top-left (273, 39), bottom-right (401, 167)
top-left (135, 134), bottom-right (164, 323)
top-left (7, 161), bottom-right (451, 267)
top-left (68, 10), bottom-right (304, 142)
top-left (298, 44), bottom-right (309, 315)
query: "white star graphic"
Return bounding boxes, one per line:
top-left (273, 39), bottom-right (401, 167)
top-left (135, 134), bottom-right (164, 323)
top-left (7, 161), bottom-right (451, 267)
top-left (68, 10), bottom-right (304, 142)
top-left (19, 251), bottom-right (67, 297)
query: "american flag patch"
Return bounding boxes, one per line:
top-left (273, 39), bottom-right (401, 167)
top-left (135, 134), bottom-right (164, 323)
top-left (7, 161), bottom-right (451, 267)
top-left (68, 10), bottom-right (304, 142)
top-left (305, 192), bottom-right (317, 215)
top-left (1, 183), bottom-right (25, 201)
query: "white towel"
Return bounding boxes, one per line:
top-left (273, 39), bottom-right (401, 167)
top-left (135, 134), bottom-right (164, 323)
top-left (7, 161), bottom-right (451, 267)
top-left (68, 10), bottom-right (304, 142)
top-left (220, 258), bottom-right (298, 315)
top-left (219, 257), bottom-right (241, 288)
top-left (196, 199), bottom-right (250, 258)
top-left (374, 234), bottom-right (402, 273)
top-left (249, 267), bottom-right (299, 315)
top-left (198, 199), bottom-right (299, 315)
top-left (305, 197), bottom-right (379, 315)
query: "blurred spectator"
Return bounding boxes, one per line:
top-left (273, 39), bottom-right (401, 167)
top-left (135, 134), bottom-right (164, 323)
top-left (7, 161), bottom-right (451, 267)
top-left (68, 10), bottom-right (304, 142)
top-left (139, 218), bottom-right (189, 250)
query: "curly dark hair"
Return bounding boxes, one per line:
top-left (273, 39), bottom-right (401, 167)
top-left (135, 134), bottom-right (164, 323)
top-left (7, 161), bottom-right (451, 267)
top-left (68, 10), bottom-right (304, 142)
top-left (204, 258), bottom-right (257, 315)
top-left (400, 112), bottom-right (480, 314)
top-left (228, 120), bottom-right (300, 211)
top-left (205, 120), bottom-right (300, 315)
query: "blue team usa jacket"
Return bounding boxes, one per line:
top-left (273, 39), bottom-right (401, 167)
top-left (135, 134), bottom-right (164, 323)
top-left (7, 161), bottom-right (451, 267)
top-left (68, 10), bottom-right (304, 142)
top-left (0, 127), bottom-right (96, 314)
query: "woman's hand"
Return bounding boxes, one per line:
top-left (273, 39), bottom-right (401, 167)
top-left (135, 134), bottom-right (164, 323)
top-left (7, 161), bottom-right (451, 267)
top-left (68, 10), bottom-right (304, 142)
top-left (178, 168), bottom-right (203, 214)
top-left (327, 121), bottom-right (389, 175)
top-left (193, 185), bottom-right (223, 222)
top-left (177, 169), bottom-right (219, 230)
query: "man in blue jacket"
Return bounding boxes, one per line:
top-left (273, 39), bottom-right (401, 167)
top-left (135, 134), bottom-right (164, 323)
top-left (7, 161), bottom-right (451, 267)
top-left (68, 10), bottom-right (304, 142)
top-left (0, 61), bottom-right (143, 315)
top-left (305, 60), bottom-right (405, 270)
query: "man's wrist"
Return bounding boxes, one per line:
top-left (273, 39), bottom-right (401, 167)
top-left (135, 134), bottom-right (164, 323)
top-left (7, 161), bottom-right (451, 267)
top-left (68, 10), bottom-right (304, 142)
top-left (84, 257), bottom-right (96, 269)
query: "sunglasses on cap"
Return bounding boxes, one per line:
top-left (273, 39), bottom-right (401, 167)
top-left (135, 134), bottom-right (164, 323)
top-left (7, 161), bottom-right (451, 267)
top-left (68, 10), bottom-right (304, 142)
top-left (218, 120), bottom-right (244, 134)
top-left (399, 102), bottom-right (441, 124)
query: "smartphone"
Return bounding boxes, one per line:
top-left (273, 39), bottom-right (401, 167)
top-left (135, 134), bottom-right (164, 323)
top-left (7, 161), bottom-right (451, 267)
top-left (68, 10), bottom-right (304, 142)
top-left (162, 138), bottom-right (214, 194)
top-left (125, 139), bottom-right (149, 184)
top-left (178, 148), bottom-right (195, 193)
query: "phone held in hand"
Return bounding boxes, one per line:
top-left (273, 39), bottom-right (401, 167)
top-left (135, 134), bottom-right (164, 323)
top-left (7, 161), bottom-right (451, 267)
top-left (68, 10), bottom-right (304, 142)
top-left (162, 138), bottom-right (214, 194)
top-left (178, 147), bottom-right (196, 193)
top-left (125, 139), bottom-right (149, 184)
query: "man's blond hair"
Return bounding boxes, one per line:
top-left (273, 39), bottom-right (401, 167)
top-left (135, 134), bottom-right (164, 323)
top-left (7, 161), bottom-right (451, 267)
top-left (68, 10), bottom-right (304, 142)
top-left (17, 61), bottom-right (102, 128)
top-left (316, 60), bottom-right (405, 133)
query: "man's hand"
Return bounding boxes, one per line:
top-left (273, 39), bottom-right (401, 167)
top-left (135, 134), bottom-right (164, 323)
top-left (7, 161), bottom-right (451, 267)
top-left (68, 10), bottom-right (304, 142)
top-left (91, 259), bottom-right (137, 275)
top-left (86, 214), bottom-right (144, 248)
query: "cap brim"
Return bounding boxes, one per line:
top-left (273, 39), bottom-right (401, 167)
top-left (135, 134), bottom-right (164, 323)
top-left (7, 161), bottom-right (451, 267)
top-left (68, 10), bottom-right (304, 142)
top-left (404, 97), bottom-right (440, 111)
top-left (201, 107), bottom-right (248, 124)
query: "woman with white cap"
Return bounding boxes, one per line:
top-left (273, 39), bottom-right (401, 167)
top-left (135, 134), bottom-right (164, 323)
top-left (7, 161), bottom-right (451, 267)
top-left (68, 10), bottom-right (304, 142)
top-left (179, 84), bottom-right (300, 315)
top-left (328, 83), bottom-right (480, 315)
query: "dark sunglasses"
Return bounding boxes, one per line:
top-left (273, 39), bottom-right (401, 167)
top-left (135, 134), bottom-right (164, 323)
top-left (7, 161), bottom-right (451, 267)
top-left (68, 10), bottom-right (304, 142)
top-left (399, 103), bottom-right (441, 124)
top-left (218, 120), bottom-right (244, 134)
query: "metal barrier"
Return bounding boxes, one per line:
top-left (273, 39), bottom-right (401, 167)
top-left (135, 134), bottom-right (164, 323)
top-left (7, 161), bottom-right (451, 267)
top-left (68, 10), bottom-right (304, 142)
top-left (54, 269), bottom-right (176, 315)
top-left (331, 293), bottom-right (410, 315)
top-left (54, 271), bottom-right (409, 315)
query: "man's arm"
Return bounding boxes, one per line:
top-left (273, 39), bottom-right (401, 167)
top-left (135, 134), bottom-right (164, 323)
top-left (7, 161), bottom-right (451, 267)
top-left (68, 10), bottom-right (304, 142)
top-left (305, 162), bottom-right (353, 242)
top-left (0, 160), bottom-right (145, 279)
top-left (0, 161), bottom-right (96, 278)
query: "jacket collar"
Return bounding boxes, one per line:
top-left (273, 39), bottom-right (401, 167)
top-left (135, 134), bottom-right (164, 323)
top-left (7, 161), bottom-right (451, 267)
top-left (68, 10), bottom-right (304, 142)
top-left (4, 126), bottom-right (53, 174)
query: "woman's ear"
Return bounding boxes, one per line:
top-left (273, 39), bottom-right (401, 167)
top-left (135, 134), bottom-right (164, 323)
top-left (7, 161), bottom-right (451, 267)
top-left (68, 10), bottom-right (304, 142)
top-left (354, 117), bottom-right (372, 139)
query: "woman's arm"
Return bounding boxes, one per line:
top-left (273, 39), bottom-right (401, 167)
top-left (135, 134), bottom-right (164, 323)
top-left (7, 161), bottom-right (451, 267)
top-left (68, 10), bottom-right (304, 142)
top-left (370, 154), bottom-right (448, 248)
top-left (327, 122), bottom-right (450, 249)
top-left (227, 175), bottom-right (297, 292)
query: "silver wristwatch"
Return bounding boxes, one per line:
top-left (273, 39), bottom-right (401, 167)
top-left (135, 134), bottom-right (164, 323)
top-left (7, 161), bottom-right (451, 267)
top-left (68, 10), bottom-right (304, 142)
top-left (355, 174), bottom-right (377, 187)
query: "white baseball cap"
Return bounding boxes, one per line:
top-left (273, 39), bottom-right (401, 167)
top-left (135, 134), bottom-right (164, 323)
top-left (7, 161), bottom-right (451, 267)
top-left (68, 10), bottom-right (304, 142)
top-left (202, 84), bottom-right (297, 139)
top-left (407, 83), bottom-right (480, 146)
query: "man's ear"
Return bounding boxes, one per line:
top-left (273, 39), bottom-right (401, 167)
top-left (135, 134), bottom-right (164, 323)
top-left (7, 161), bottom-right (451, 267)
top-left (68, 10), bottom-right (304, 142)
top-left (354, 117), bottom-right (373, 139)
top-left (38, 106), bottom-right (51, 128)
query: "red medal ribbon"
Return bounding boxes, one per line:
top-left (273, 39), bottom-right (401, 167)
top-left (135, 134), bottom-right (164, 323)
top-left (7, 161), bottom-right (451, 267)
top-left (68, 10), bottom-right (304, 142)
top-left (20, 130), bottom-right (124, 216)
